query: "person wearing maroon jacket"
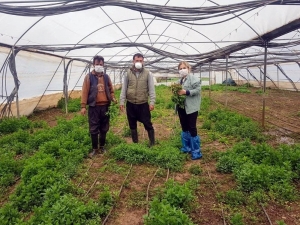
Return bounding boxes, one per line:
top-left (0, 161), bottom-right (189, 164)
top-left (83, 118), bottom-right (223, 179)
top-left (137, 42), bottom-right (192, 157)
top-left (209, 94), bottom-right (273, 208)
top-left (81, 55), bottom-right (117, 157)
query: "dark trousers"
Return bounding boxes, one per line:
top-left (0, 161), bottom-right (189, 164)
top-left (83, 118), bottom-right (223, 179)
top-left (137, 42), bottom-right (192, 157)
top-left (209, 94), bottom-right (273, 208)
top-left (88, 105), bottom-right (109, 149)
top-left (177, 107), bottom-right (198, 137)
top-left (126, 101), bottom-right (153, 131)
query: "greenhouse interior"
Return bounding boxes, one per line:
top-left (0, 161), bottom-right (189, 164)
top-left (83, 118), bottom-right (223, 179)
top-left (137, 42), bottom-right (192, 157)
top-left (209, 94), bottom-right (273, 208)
top-left (0, 0), bottom-right (300, 225)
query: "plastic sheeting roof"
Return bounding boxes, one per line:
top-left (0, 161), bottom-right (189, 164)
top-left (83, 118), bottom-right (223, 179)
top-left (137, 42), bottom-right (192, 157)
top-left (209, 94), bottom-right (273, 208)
top-left (1, 0), bottom-right (300, 118)
top-left (1, 0), bottom-right (300, 72)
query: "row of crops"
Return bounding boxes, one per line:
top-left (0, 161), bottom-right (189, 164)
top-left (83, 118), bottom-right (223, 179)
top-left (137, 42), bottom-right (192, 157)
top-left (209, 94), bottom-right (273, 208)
top-left (0, 85), bottom-right (299, 224)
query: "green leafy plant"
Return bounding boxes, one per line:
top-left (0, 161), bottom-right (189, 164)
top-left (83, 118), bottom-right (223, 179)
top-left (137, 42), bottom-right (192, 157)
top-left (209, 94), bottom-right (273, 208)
top-left (230, 213), bottom-right (244, 225)
top-left (0, 203), bottom-right (22, 225)
top-left (158, 179), bottom-right (195, 210)
top-left (144, 198), bottom-right (195, 225)
top-left (109, 141), bottom-right (186, 171)
top-left (220, 190), bottom-right (245, 207)
top-left (170, 83), bottom-right (186, 109)
top-left (57, 97), bottom-right (81, 112)
top-left (188, 164), bottom-right (202, 175)
top-left (0, 116), bottom-right (32, 134)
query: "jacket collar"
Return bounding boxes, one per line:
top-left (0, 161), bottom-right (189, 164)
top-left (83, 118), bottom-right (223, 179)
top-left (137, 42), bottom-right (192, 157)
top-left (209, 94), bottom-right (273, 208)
top-left (130, 66), bottom-right (144, 74)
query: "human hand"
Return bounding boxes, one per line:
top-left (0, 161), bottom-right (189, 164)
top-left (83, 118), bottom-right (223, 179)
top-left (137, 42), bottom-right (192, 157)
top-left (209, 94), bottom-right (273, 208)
top-left (81, 108), bottom-right (86, 116)
top-left (178, 89), bottom-right (186, 95)
top-left (112, 98), bottom-right (118, 104)
top-left (149, 105), bottom-right (154, 111)
top-left (120, 105), bottom-right (125, 112)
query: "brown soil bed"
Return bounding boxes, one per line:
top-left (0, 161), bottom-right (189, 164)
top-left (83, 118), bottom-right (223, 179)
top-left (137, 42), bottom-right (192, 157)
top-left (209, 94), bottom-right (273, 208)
top-left (6, 88), bottom-right (300, 225)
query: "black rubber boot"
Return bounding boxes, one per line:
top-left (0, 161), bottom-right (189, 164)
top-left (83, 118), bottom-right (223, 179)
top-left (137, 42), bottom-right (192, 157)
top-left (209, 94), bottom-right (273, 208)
top-left (147, 129), bottom-right (155, 147)
top-left (131, 129), bottom-right (138, 143)
top-left (99, 146), bottom-right (106, 154)
top-left (99, 132), bottom-right (106, 151)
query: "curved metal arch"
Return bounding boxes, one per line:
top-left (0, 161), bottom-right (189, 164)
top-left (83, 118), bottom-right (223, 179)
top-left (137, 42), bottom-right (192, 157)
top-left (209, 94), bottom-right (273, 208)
top-left (99, 6), bottom-right (143, 55)
top-left (133, 0), bottom-right (171, 45)
top-left (67, 17), bottom-right (222, 57)
top-left (208, 0), bottom-right (264, 43)
top-left (102, 34), bottom-right (203, 65)
top-left (207, 0), bottom-right (266, 80)
top-left (103, 41), bottom-right (191, 65)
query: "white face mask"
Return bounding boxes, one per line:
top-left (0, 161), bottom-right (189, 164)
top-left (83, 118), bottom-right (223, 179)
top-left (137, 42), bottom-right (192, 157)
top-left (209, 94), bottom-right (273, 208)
top-left (94, 65), bottom-right (104, 73)
top-left (179, 68), bottom-right (189, 77)
top-left (135, 62), bottom-right (143, 69)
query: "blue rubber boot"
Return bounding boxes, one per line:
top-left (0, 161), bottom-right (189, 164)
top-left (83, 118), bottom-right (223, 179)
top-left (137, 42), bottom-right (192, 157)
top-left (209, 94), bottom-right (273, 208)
top-left (180, 131), bottom-right (191, 153)
top-left (190, 135), bottom-right (202, 160)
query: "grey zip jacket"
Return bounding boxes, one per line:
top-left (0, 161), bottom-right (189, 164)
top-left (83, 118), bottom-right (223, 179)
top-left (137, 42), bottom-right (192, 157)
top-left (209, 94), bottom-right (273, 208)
top-left (178, 74), bottom-right (201, 114)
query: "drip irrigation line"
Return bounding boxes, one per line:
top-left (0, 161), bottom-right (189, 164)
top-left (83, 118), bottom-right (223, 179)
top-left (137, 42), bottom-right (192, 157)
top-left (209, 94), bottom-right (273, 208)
top-left (260, 203), bottom-right (274, 225)
top-left (165, 168), bottom-right (170, 182)
top-left (84, 173), bottom-right (101, 197)
top-left (76, 160), bottom-right (95, 188)
top-left (146, 167), bottom-right (160, 215)
top-left (203, 160), bottom-right (227, 225)
top-left (102, 163), bottom-right (133, 225)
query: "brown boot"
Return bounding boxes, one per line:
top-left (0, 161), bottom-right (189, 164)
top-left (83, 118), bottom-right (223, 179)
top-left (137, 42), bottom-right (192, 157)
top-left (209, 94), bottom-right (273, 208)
top-left (88, 149), bottom-right (99, 158)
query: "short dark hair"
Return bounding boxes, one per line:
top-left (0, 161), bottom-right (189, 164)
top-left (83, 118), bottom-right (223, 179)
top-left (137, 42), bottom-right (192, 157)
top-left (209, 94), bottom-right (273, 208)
top-left (93, 55), bottom-right (104, 64)
top-left (133, 53), bottom-right (144, 60)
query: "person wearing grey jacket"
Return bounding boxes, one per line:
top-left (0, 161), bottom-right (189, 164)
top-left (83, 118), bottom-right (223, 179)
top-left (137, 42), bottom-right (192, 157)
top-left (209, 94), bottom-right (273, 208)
top-left (119, 53), bottom-right (156, 146)
top-left (176, 61), bottom-right (202, 160)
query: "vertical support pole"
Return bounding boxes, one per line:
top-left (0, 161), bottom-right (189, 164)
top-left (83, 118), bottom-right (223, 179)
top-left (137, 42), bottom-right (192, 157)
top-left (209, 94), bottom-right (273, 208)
top-left (225, 55), bottom-right (229, 107)
top-left (209, 62), bottom-right (211, 98)
top-left (237, 69), bottom-right (240, 85)
top-left (114, 69), bottom-right (116, 86)
top-left (16, 93), bottom-right (20, 118)
top-left (277, 66), bottom-right (279, 89)
top-left (199, 66), bottom-right (202, 83)
top-left (247, 68), bottom-right (249, 85)
top-left (63, 58), bottom-right (68, 114)
top-left (260, 66), bottom-right (262, 87)
top-left (262, 41), bottom-right (268, 129)
top-left (11, 47), bottom-right (20, 118)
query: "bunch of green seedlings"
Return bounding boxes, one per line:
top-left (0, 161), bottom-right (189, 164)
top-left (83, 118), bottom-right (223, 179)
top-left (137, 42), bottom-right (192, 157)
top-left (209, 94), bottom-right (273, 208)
top-left (144, 179), bottom-right (198, 225)
top-left (170, 83), bottom-right (186, 109)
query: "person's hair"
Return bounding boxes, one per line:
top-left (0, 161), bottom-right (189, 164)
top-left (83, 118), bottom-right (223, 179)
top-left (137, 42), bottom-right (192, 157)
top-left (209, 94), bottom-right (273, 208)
top-left (93, 55), bottom-right (104, 64)
top-left (133, 53), bottom-right (144, 60)
top-left (177, 61), bottom-right (191, 71)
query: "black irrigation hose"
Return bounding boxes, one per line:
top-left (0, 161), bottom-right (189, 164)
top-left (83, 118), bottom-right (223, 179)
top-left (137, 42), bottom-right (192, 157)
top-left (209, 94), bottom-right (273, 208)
top-left (102, 163), bottom-right (133, 225)
top-left (146, 168), bottom-right (160, 215)
top-left (260, 203), bottom-right (274, 225)
top-left (203, 160), bottom-right (227, 225)
top-left (76, 160), bottom-right (95, 188)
